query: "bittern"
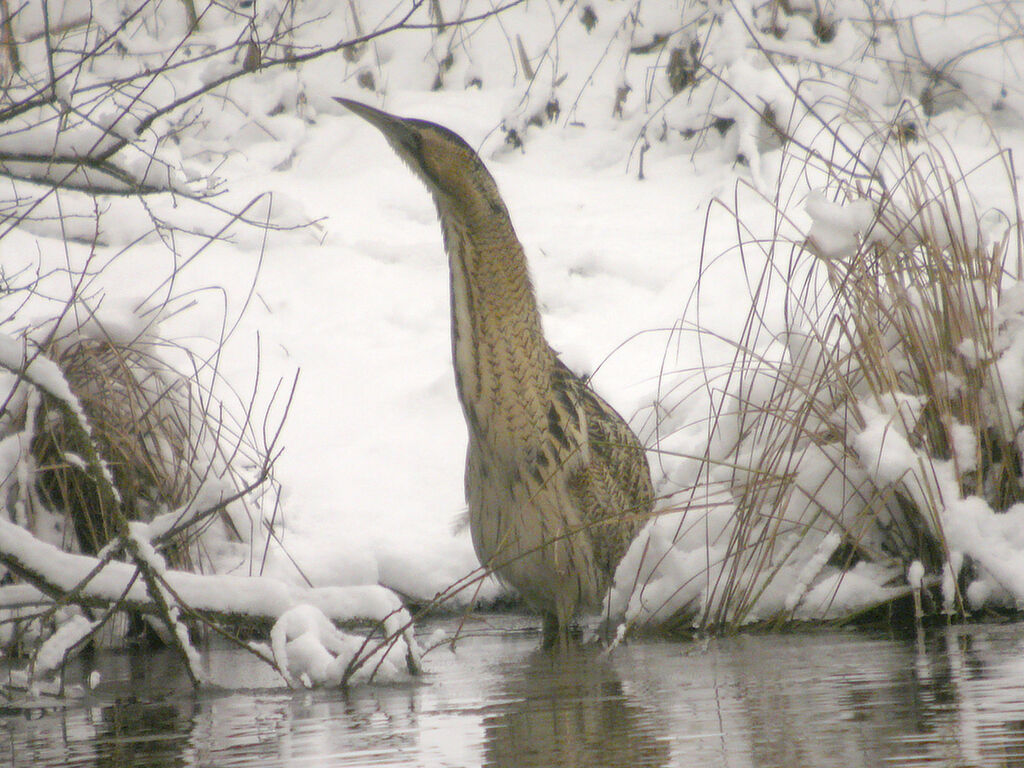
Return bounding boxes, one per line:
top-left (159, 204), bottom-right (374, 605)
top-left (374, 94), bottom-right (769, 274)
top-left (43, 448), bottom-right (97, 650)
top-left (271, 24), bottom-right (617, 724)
top-left (337, 99), bottom-right (653, 642)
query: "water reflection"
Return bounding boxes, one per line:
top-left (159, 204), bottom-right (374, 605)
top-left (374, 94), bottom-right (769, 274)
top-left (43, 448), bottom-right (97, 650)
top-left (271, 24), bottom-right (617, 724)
top-left (707, 627), bottom-right (1024, 767)
top-left (719, 633), bottom-right (922, 767)
top-left (900, 627), bottom-right (1024, 766)
top-left (481, 645), bottom-right (670, 767)
top-left (96, 697), bottom-right (193, 767)
top-left (4, 620), bottom-right (1024, 767)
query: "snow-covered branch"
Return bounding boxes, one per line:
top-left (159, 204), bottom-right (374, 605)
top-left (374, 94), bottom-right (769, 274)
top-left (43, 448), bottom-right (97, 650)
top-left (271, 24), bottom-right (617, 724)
top-left (0, 515), bottom-right (420, 686)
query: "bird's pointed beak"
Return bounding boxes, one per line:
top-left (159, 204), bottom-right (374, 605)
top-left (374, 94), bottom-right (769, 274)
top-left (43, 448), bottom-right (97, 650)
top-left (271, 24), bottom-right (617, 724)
top-left (334, 97), bottom-right (416, 147)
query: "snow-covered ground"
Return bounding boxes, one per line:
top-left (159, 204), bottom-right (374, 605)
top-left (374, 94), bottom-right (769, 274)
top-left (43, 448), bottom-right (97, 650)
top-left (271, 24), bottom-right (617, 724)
top-left (5, 0), bottom-right (1024, 684)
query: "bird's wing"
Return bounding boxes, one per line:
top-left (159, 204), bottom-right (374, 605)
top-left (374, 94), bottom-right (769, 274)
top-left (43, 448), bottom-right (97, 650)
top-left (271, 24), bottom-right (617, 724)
top-left (552, 360), bottom-right (654, 578)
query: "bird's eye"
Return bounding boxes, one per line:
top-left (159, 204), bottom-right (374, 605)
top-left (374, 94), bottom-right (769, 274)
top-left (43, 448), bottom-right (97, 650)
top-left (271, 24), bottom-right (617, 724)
top-left (400, 131), bottom-right (423, 157)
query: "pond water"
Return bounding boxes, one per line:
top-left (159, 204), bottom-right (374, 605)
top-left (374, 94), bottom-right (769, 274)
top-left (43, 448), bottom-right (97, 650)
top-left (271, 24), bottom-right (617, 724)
top-left (4, 615), bottom-right (1024, 767)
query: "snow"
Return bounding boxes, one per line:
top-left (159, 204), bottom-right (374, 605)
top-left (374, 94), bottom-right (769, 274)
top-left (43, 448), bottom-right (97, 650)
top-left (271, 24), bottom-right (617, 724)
top-left (0, 335), bottom-right (80, 411)
top-left (0, 516), bottom-right (417, 683)
top-left (793, 562), bottom-right (909, 622)
top-left (851, 405), bottom-right (921, 485)
top-left (3, 0), bottom-right (1024, 683)
top-left (908, 561), bottom-right (925, 590)
top-left (941, 498), bottom-right (1024, 604)
top-left (270, 602), bottom-right (412, 686)
top-left (33, 613), bottom-right (98, 678)
top-left (786, 532), bottom-right (842, 612)
top-left (805, 192), bottom-right (875, 259)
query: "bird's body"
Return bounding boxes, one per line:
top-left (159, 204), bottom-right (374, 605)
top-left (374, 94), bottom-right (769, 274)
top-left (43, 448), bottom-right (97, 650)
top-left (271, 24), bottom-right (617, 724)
top-left (338, 99), bottom-right (653, 641)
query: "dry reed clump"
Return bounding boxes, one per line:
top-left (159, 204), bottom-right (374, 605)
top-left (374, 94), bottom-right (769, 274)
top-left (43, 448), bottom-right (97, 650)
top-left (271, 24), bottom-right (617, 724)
top-left (18, 330), bottom-right (241, 572)
top-left (641, 133), bottom-right (1024, 632)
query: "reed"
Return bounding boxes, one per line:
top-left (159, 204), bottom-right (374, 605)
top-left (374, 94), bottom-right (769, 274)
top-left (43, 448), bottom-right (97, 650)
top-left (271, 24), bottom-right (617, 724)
top-left (643, 126), bottom-right (1023, 631)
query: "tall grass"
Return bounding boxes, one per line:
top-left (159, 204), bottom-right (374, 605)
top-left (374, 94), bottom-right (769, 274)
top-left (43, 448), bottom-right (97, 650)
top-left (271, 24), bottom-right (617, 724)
top-left (643, 124), bottom-right (1024, 631)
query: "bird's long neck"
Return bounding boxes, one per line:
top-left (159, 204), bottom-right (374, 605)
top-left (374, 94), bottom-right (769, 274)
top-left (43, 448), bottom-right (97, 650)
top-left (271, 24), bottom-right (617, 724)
top-left (438, 196), bottom-right (555, 457)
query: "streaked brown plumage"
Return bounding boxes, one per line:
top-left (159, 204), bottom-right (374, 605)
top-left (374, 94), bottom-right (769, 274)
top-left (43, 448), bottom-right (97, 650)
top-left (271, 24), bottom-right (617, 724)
top-left (337, 98), bottom-right (653, 642)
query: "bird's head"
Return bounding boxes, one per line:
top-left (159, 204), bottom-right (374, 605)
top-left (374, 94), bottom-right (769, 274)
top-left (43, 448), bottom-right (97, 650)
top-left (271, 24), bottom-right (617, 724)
top-left (335, 98), bottom-right (503, 214)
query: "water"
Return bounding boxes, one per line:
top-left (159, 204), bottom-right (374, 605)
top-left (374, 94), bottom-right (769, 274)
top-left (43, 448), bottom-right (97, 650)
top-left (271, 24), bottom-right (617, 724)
top-left (5, 616), bottom-right (1024, 767)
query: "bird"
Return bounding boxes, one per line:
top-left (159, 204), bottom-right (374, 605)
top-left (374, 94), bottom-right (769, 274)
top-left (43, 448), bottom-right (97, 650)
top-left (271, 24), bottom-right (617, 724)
top-left (336, 98), bottom-right (654, 644)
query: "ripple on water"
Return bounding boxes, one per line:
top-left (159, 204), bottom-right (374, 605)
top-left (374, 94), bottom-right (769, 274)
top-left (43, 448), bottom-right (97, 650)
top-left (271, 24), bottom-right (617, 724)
top-left (4, 619), bottom-right (1024, 767)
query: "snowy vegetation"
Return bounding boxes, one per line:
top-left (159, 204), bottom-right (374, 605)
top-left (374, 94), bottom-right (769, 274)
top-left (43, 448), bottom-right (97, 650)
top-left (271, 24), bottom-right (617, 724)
top-left (2, 0), bottom-right (1024, 689)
